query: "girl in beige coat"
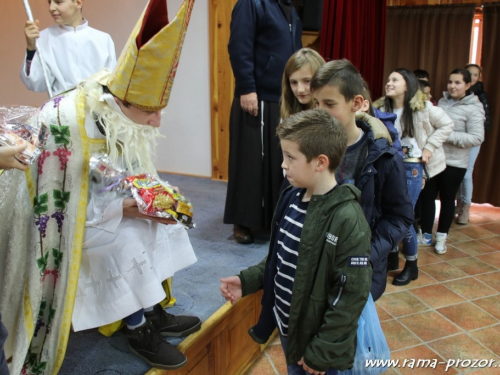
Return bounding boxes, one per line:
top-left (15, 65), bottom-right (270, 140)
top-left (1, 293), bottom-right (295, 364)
top-left (376, 68), bottom-right (454, 285)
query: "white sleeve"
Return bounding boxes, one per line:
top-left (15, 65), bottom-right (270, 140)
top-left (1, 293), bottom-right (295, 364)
top-left (20, 51), bottom-right (55, 93)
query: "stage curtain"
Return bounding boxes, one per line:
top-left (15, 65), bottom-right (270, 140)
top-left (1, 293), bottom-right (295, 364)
top-left (384, 4), bottom-right (474, 102)
top-left (473, 3), bottom-right (500, 206)
top-left (319, 0), bottom-right (387, 99)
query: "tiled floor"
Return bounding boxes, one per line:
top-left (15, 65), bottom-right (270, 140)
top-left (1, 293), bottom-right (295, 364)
top-left (245, 204), bottom-right (500, 375)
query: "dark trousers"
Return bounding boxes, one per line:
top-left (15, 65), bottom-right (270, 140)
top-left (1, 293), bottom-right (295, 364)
top-left (420, 166), bottom-right (467, 234)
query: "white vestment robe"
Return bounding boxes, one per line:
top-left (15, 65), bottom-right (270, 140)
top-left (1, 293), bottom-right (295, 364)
top-left (71, 105), bottom-right (197, 331)
top-left (20, 20), bottom-right (116, 96)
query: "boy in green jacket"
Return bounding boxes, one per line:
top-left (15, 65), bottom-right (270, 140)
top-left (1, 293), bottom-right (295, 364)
top-left (220, 109), bottom-right (372, 374)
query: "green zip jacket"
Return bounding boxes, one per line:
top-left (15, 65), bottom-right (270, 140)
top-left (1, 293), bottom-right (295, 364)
top-left (239, 184), bottom-right (372, 371)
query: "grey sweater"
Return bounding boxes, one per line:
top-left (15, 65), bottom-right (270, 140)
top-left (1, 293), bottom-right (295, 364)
top-left (438, 93), bottom-right (484, 169)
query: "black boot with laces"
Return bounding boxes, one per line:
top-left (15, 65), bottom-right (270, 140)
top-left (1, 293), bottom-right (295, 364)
top-left (145, 304), bottom-right (202, 337)
top-left (126, 320), bottom-right (187, 370)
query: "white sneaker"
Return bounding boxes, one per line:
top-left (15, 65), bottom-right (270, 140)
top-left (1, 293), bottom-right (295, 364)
top-left (434, 232), bottom-right (447, 254)
top-left (417, 229), bottom-right (432, 246)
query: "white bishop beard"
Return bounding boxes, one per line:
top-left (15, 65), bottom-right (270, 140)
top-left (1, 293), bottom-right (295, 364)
top-left (82, 79), bottom-right (162, 175)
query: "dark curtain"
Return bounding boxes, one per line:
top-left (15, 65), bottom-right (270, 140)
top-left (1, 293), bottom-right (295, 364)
top-left (319, 0), bottom-right (387, 99)
top-left (473, 3), bottom-right (500, 206)
top-left (384, 5), bottom-right (474, 101)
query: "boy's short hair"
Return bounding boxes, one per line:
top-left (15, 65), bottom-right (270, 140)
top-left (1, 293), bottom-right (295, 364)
top-left (418, 79), bottom-right (431, 90)
top-left (414, 69), bottom-right (430, 80)
top-left (310, 59), bottom-right (364, 102)
top-left (276, 108), bottom-right (347, 172)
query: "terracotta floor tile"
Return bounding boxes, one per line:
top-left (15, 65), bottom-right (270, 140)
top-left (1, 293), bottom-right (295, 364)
top-left (264, 344), bottom-right (287, 374)
top-left (381, 320), bottom-right (421, 351)
top-left (398, 311), bottom-right (461, 342)
top-left (443, 277), bottom-right (498, 300)
top-left (416, 250), bottom-right (444, 265)
top-left (479, 222), bottom-right (500, 235)
top-left (377, 291), bottom-right (429, 317)
top-left (468, 213), bottom-right (495, 225)
top-left (384, 368), bottom-right (402, 375)
top-left (420, 263), bottom-right (469, 282)
top-left (473, 295), bottom-right (500, 320)
top-left (474, 207), bottom-right (500, 221)
top-left (375, 304), bottom-right (393, 321)
top-left (476, 252), bottom-right (500, 269)
top-left (385, 274), bottom-right (406, 294)
top-left (447, 229), bottom-right (473, 244)
top-left (448, 257), bottom-right (498, 276)
top-left (475, 272), bottom-right (500, 292)
top-left (478, 236), bottom-right (500, 251)
top-left (437, 303), bottom-right (498, 330)
top-left (401, 270), bottom-right (439, 290)
top-left (452, 240), bottom-right (497, 256)
top-left (455, 226), bottom-right (496, 240)
top-left (244, 352), bottom-right (277, 375)
top-left (469, 324), bottom-right (500, 356)
top-left (428, 335), bottom-right (499, 372)
top-left (391, 346), bottom-right (457, 375)
top-left (468, 368), bottom-right (500, 375)
top-left (432, 245), bottom-right (470, 261)
top-left (409, 284), bottom-right (465, 308)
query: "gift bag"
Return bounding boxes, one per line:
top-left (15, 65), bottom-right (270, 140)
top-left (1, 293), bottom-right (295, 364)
top-left (339, 294), bottom-right (390, 375)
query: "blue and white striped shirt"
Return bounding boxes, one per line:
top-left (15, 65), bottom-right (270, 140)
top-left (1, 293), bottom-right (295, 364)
top-left (273, 190), bottom-right (308, 336)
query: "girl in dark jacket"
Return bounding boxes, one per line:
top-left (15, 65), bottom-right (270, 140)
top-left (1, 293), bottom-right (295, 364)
top-left (456, 64), bottom-right (491, 224)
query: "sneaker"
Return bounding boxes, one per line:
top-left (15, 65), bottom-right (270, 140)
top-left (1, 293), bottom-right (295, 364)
top-left (434, 232), bottom-right (447, 255)
top-left (145, 304), bottom-right (201, 337)
top-left (126, 321), bottom-right (187, 370)
top-left (417, 229), bottom-right (432, 246)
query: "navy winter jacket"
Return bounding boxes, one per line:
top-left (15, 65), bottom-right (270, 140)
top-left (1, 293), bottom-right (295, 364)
top-left (373, 107), bottom-right (403, 157)
top-left (228, 0), bottom-right (302, 102)
top-left (355, 120), bottom-right (413, 300)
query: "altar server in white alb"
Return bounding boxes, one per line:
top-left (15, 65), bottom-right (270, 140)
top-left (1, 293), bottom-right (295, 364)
top-left (20, 0), bottom-right (116, 96)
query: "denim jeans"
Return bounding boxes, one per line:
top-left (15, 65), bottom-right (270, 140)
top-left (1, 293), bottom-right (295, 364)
top-left (0, 312), bottom-right (9, 375)
top-left (279, 334), bottom-right (338, 375)
top-left (402, 162), bottom-right (423, 259)
top-left (459, 145), bottom-right (480, 204)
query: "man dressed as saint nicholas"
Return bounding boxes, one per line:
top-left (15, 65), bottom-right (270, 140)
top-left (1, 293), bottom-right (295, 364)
top-left (0, 0), bottom-right (201, 373)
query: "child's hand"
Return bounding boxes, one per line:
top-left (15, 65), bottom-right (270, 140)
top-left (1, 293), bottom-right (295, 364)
top-left (0, 144), bottom-right (28, 171)
top-left (219, 276), bottom-right (242, 304)
top-left (297, 357), bottom-right (325, 375)
top-left (24, 20), bottom-right (40, 51)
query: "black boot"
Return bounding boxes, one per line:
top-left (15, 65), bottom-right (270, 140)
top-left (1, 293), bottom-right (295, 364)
top-left (387, 251), bottom-right (400, 271)
top-left (145, 304), bottom-right (201, 337)
top-left (126, 320), bottom-right (187, 370)
top-left (392, 259), bottom-right (418, 286)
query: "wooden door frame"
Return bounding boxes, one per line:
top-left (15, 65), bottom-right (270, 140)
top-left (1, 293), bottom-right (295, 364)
top-left (209, 0), bottom-right (236, 181)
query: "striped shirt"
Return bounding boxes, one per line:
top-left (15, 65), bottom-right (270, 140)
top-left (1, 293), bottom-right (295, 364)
top-left (273, 190), bottom-right (308, 336)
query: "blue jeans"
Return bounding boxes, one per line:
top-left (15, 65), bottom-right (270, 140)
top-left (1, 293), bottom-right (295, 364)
top-left (279, 334), bottom-right (338, 375)
top-left (402, 162), bottom-right (423, 259)
top-left (459, 145), bottom-right (480, 204)
top-left (0, 312), bottom-right (9, 375)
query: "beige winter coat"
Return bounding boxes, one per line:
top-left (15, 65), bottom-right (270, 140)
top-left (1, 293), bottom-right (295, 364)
top-left (438, 92), bottom-right (485, 169)
top-left (374, 90), bottom-right (454, 178)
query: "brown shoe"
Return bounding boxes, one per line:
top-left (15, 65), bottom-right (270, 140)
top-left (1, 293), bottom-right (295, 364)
top-left (233, 224), bottom-right (254, 244)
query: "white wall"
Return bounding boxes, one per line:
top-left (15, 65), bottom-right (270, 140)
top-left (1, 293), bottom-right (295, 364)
top-left (0, 0), bottom-right (212, 177)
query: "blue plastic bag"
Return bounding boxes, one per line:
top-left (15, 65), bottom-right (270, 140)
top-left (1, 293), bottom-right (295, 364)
top-left (339, 294), bottom-right (390, 375)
